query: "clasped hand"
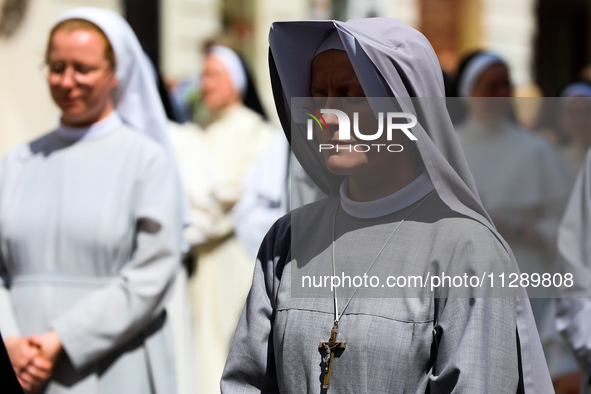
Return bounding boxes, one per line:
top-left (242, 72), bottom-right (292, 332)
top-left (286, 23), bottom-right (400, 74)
top-left (5, 331), bottom-right (63, 392)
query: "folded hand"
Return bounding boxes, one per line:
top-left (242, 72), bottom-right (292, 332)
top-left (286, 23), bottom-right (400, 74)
top-left (5, 335), bottom-right (52, 392)
top-left (31, 331), bottom-right (63, 366)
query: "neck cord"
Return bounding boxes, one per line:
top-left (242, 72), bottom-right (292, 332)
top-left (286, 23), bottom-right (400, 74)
top-left (331, 190), bottom-right (436, 326)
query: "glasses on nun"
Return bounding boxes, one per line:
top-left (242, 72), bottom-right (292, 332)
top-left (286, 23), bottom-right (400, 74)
top-left (47, 62), bottom-right (113, 84)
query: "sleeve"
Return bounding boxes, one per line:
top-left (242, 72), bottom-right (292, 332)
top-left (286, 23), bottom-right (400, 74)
top-left (429, 297), bottom-right (520, 393)
top-left (0, 157), bottom-right (21, 338)
top-left (221, 216), bottom-right (290, 394)
top-left (532, 140), bottom-right (574, 253)
top-left (535, 199), bottom-right (568, 254)
top-left (168, 123), bottom-right (231, 247)
top-left (50, 149), bottom-right (183, 370)
top-left (428, 225), bottom-right (553, 394)
top-left (231, 132), bottom-right (289, 259)
top-left (556, 149), bottom-right (591, 373)
top-left (0, 255), bottom-right (20, 338)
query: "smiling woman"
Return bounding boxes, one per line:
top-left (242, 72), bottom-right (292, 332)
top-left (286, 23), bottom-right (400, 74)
top-left (45, 19), bottom-right (118, 127)
top-left (0, 8), bottom-right (183, 394)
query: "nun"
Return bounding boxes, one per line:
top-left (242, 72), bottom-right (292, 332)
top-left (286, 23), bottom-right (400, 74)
top-left (0, 7), bottom-right (182, 393)
top-left (559, 82), bottom-right (591, 172)
top-left (556, 133), bottom-right (591, 394)
top-left (221, 19), bottom-right (553, 393)
top-left (188, 44), bottom-right (278, 394)
top-left (454, 52), bottom-right (581, 389)
top-left (454, 51), bottom-right (572, 264)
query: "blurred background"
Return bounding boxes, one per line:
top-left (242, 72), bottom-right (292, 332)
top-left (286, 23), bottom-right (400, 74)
top-left (1, 0), bottom-right (589, 155)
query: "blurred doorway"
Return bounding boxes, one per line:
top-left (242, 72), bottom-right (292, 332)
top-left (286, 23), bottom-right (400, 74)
top-left (535, 0), bottom-right (591, 96)
top-left (125, 0), bottom-right (160, 70)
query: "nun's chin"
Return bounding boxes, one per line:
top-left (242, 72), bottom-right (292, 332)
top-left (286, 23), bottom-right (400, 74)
top-left (322, 150), bottom-right (369, 176)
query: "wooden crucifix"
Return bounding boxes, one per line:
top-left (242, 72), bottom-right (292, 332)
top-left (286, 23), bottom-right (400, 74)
top-left (318, 324), bottom-right (346, 389)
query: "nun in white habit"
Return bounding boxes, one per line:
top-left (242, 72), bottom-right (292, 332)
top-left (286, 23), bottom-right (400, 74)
top-left (0, 7), bottom-right (183, 393)
top-left (455, 52), bottom-right (580, 388)
top-left (189, 45), bottom-right (278, 394)
top-left (221, 19), bottom-right (553, 393)
top-left (559, 82), bottom-right (591, 172)
top-left (556, 148), bottom-right (591, 394)
top-left (454, 52), bottom-right (572, 279)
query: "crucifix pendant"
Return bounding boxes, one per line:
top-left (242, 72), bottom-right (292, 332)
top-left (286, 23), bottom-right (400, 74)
top-left (318, 323), bottom-right (346, 389)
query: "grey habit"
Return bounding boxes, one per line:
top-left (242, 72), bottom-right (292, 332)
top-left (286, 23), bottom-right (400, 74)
top-left (221, 19), bottom-right (553, 393)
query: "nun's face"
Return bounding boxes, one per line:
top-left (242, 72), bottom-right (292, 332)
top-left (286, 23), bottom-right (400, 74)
top-left (563, 97), bottom-right (591, 147)
top-left (311, 50), bottom-right (411, 178)
top-left (471, 63), bottom-right (511, 97)
top-left (201, 55), bottom-right (241, 111)
top-left (48, 29), bottom-right (118, 127)
top-left (469, 63), bottom-right (511, 120)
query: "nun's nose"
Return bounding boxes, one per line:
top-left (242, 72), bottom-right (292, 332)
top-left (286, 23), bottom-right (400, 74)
top-left (322, 98), bottom-right (341, 125)
top-left (322, 111), bottom-right (339, 125)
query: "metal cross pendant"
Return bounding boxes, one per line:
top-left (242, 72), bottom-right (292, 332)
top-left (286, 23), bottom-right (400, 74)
top-left (318, 323), bottom-right (346, 389)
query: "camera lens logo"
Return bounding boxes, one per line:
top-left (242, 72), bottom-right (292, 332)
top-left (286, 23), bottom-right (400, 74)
top-left (304, 108), bottom-right (417, 141)
top-left (303, 107), bottom-right (327, 135)
top-left (303, 107), bottom-right (418, 152)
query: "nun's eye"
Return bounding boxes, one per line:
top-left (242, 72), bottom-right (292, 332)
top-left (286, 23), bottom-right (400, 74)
top-left (49, 62), bottom-right (65, 73)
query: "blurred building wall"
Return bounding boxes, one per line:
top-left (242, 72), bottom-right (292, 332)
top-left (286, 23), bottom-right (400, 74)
top-left (419, 0), bottom-right (535, 90)
top-left (482, 0), bottom-right (536, 89)
top-left (252, 0), bottom-right (309, 125)
top-left (161, 0), bottom-right (220, 80)
top-left (534, 0), bottom-right (591, 96)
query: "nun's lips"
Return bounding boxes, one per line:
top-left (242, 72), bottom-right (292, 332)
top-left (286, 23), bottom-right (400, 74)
top-left (56, 95), bottom-right (81, 107)
top-left (64, 96), bottom-right (80, 104)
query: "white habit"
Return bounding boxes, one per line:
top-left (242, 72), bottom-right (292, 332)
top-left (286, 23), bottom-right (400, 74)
top-left (190, 103), bottom-right (276, 394)
top-left (0, 112), bottom-right (182, 393)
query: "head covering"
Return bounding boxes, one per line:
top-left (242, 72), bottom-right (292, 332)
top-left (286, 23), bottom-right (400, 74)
top-left (241, 64), bottom-right (268, 120)
top-left (203, 45), bottom-right (267, 119)
top-left (56, 8), bottom-right (173, 152)
top-left (314, 30), bottom-right (345, 56)
top-left (560, 81), bottom-right (591, 98)
top-left (559, 82), bottom-right (591, 121)
top-left (559, 81), bottom-right (591, 149)
top-left (268, 18), bottom-right (553, 393)
top-left (270, 19), bottom-right (486, 223)
top-left (456, 51), bottom-right (505, 97)
top-left (55, 7), bottom-right (191, 225)
top-left (207, 46), bottom-right (248, 96)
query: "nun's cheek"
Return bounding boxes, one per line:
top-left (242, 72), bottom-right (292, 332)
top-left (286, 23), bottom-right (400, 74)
top-left (315, 128), bottom-right (331, 144)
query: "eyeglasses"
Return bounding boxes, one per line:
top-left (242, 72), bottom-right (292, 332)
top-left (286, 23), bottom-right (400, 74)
top-left (47, 62), bottom-right (113, 84)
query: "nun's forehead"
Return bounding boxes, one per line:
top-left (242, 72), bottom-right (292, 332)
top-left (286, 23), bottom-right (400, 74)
top-left (310, 49), bottom-right (357, 89)
top-left (56, 8), bottom-right (130, 77)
